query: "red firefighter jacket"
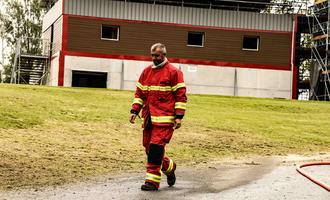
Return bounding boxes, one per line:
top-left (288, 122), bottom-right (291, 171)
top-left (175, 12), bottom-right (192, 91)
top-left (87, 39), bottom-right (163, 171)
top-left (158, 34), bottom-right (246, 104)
top-left (131, 61), bottom-right (187, 127)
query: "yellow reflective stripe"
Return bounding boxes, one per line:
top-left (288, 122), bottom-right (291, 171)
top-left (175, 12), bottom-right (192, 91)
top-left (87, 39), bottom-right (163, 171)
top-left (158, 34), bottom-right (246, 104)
top-left (151, 116), bottom-right (175, 123)
top-left (166, 159), bottom-right (174, 174)
top-left (132, 98), bottom-right (143, 105)
top-left (149, 86), bottom-right (172, 91)
top-left (172, 83), bottom-right (186, 91)
top-left (146, 173), bottom-right (161, 183)
top-left (146, 173), bottom-right (161, 180)
top-left (136, 82), bottom-right (172, 91)
top-left (135, 83), bottom-right (185, 91)
top-left (136, 82), bottom-right (144, 90)
top-left (175, 102), bottom-right (186, 110)
top-left (146, 177), bottom-right (161, 183)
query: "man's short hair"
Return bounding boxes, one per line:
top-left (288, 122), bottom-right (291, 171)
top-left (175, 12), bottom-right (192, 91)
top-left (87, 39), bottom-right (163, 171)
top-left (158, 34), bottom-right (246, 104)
top-left (151, 43), bottom-right (167, 54)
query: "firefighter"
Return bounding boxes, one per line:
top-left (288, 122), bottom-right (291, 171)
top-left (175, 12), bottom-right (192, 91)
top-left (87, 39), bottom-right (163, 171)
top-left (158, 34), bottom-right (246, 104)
top-left (129, 43), bottom-right (187, 191)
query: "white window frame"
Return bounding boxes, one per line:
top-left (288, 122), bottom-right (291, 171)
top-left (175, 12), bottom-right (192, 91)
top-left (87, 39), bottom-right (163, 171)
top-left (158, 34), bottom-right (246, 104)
top-left (187, 32), bottom-right (205, 47)
top-left (242, 36), bottom-right (260, 51)
top-left (101, 25), bottom-right (120, 41)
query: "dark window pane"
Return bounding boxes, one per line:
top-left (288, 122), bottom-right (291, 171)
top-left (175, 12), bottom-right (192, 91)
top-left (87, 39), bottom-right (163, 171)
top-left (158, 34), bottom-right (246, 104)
top-left (102, 25), bottom-right (119, 40)
top-left (188, 32), bottom-right (204, 46)
top-left (72, 71), bottom-right (107, 88)
top-left (243, 36), bottom-right (259, 50)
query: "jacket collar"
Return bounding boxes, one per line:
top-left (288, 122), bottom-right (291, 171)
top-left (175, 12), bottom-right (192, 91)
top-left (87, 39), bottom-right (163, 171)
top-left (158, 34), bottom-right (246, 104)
top-left (152, 57), bottom-right (168, 69)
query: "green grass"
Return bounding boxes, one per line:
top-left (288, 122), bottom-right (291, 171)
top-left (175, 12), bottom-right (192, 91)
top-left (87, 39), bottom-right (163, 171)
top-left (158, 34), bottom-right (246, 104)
top-left (0, 83), bottom-right (329, 190)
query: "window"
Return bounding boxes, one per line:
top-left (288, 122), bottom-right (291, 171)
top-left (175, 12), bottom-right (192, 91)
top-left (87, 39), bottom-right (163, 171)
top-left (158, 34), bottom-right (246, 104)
top-left (72, 71), bottom-right (107, 88)
top-left (187, 32), bottom-right (204, 47)
top-left (101, 25), bottom-right (119, 41)
top-left (242, 36), bottom-right (259, 51)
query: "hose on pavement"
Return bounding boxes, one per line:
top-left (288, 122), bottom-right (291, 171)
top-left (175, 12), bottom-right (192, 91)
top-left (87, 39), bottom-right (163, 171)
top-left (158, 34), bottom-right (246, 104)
top-left (296, 161), bottom-right (330, 192)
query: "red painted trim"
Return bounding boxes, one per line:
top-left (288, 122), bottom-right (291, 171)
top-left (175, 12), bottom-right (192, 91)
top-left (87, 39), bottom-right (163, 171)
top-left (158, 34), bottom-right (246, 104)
top-left (58, 11), bottom-right (68, 86)
top-left (62, 15), bottom-right (68, 51)
top-left (289, 27), bottom-right (293, 67)
top-left (62, 50), bottom-right (291, 71)
top-left (62, 0), bottom-right (65, 14)
top-left (292, 66), bottom-right (298, 100)
top-left (67, 14), bottom-right (292, 35)
top-left (58, 51), bottom-right (65, 86)
top-left (292, 15), bottom-right (298, 99)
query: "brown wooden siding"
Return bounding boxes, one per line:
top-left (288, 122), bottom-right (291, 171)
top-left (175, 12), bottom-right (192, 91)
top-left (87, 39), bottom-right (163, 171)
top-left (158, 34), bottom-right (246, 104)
top-left (67, 16), bottom-right (291, 66)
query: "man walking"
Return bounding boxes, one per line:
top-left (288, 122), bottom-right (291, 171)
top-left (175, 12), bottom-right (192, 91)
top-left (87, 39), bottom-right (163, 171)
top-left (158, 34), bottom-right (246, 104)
top-left (129, 43), bottom-right (187, 191)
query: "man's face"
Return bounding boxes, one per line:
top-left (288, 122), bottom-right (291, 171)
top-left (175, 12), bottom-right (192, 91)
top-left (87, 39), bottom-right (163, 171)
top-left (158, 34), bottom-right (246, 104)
top-left (151, 48), bottom-right (165, 65)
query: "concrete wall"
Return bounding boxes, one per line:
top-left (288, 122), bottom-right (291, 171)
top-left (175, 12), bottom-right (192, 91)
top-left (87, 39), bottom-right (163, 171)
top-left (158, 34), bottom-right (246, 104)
top-left (122, 60), bottom-right (150, 90)
top-left (42, 13), bottom-right (62, 56)
top-left (49, 52), bottom-right (60, 86)
top-left (53, 16), bottom-right (63, 55)
top-left (42, 26), bottom-right (52, 55)
top-left (62, 55), bottom-right (292, 99)
top-left (180, 64), bottom-right (236, 96)
top-left (42, 0), bottom-right (62, 32)
top-left (235, 68), bottom-right (291, 98)
top-left (64, 55), bottom-right (126, 88)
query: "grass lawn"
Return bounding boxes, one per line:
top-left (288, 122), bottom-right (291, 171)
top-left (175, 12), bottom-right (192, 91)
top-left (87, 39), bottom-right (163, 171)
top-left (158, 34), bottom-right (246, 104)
top-left (0, 84), bottom-right (329, 190)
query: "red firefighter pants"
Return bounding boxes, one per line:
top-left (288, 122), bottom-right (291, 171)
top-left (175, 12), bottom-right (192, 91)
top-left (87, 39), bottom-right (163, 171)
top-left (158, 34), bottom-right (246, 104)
top-left (143, 125), bottom-right (176, 188)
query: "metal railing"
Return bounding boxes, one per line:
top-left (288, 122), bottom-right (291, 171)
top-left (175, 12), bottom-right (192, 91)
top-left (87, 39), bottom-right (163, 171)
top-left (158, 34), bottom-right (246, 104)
top-left (10, 37), bottom-right (52, 85)
top-left (119, 0), bottom-right (310, 14)
top-left (18, 37), bottom-right (52, 57)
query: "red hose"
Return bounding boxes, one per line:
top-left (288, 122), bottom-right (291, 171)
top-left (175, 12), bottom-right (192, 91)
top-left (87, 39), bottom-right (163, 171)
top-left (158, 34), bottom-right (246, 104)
top-left (296, 161), bottom-right (330, 192)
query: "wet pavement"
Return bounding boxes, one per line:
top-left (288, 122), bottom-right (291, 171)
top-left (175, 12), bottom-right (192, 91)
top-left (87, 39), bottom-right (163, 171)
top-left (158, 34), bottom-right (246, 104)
top-left (1, 156), bottom-right (329, 200)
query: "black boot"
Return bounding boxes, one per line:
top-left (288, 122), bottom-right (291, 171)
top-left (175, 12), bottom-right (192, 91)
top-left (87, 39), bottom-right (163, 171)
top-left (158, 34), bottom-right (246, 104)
top-left (167, 172), bottom-right (176, 186)
top-left (141, 182), bottom-right (158, 191)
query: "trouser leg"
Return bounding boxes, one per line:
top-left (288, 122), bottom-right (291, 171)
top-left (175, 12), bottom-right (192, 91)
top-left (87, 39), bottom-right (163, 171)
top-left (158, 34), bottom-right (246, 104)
top-left (145, 143), bottom-right (164, 188)
top-left (143, 126), bottom-right (174, 188)
top-left (161, 155), bottom-right (176, 176)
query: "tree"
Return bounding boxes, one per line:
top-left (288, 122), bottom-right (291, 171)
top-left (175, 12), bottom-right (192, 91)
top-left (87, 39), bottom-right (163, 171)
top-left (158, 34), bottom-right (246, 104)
top-left (272, 0), bottom-right (294, 14)
top-left (0, 0), bottom-right (45, 82)
top-left (261, 0), bottom-right (309, 14)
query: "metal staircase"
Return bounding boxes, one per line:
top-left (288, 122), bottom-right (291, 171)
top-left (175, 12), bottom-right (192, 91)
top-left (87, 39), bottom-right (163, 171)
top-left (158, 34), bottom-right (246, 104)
top-left (10, 37), bottom-right (51, 85)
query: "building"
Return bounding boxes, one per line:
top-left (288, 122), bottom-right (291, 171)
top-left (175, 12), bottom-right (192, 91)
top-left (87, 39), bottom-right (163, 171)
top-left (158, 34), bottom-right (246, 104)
top-left (42, 0), bottom-right (299, 99)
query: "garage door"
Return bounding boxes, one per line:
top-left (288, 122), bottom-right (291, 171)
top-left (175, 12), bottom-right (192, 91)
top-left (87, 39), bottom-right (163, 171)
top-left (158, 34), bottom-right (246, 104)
top-left (72, 70), bottom-right (107, 88)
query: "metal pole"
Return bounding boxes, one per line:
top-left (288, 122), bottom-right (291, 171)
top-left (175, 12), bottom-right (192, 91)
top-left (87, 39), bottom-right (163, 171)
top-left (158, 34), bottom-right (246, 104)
top-left (0, 0), bottom-right (2, 83)
top-left (1, 37), bottom-right (4, 83)
top-left (326, 0), bottom-right (330, 100)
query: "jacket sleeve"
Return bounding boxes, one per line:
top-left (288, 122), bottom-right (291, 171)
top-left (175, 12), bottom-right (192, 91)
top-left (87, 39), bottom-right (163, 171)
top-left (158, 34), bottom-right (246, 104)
top-left (172, 69), bottom-right (187, 119)
top-left (130, 70), bottom-right (145, 114)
